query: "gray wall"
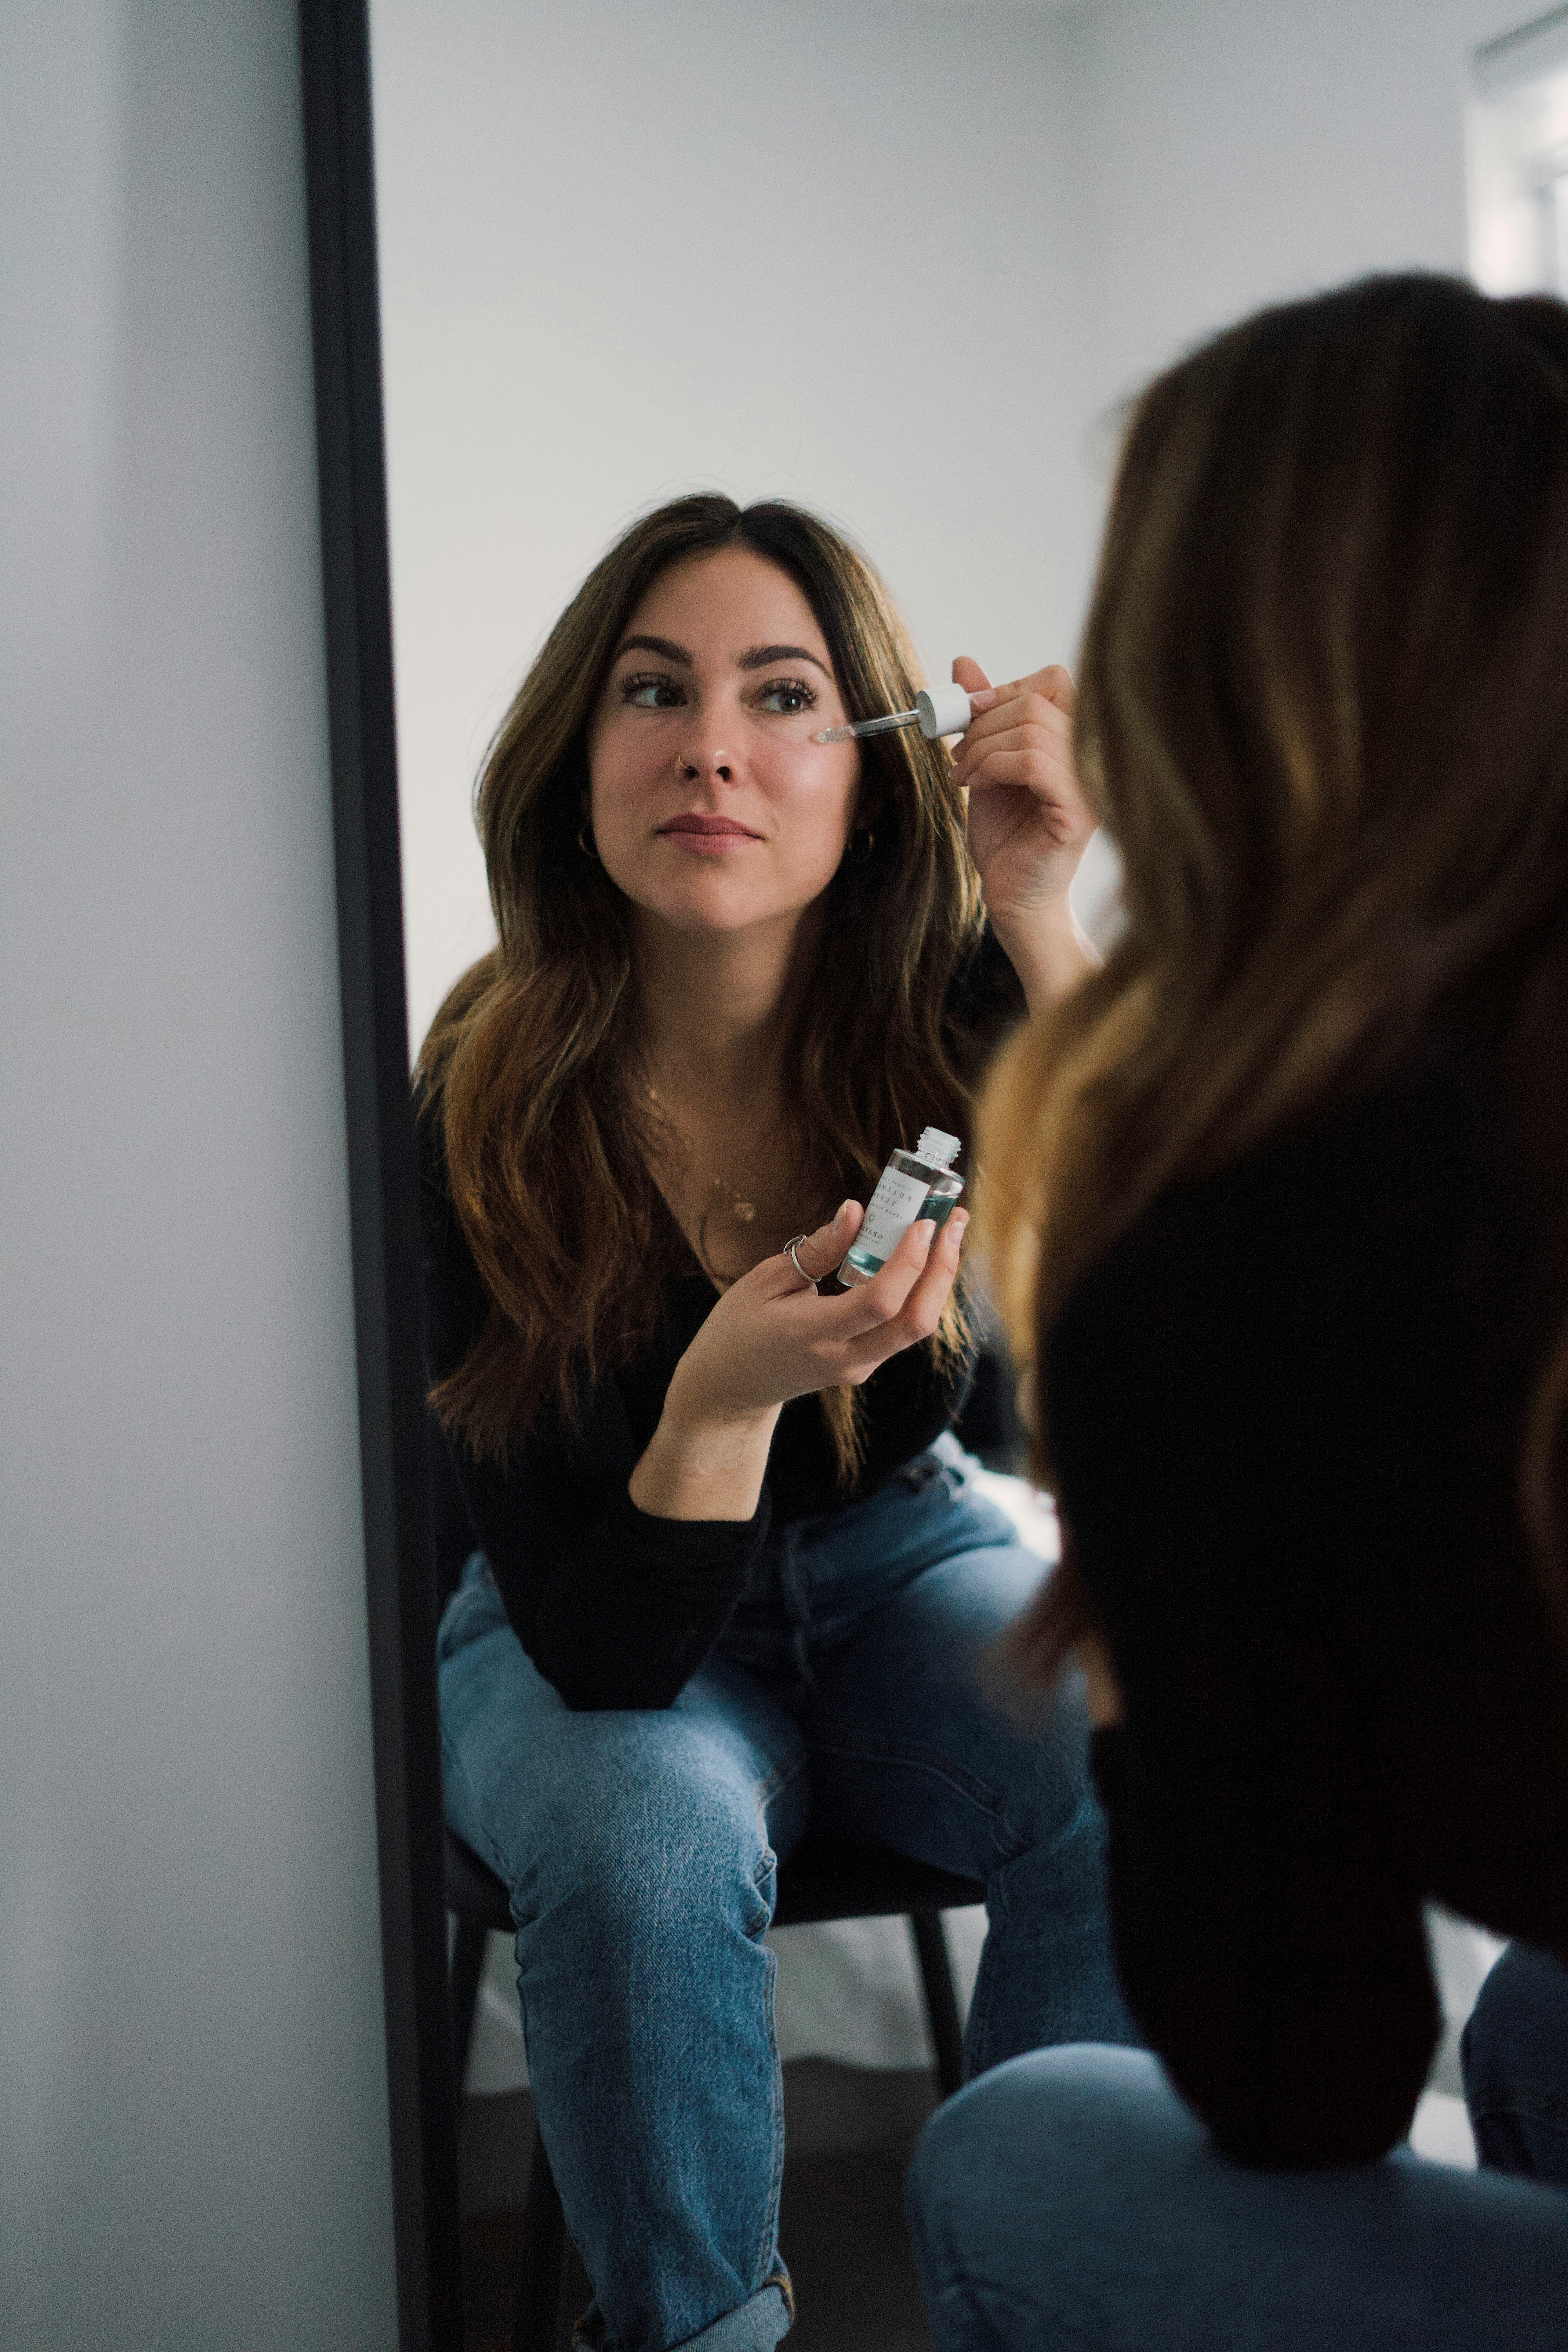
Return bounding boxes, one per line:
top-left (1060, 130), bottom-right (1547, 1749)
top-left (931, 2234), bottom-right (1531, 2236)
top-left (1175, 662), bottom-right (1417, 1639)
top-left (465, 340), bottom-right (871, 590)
top-left (0, 4), bottom-right (398, 2345)
top-left (1062, 0), bottom-right (1531, 416)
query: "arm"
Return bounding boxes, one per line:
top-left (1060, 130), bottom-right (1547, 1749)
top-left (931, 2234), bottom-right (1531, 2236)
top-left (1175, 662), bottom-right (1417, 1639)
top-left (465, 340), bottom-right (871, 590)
top-left (421, 1109), bottom-right (970, 1707)
top-left (629, 1198), bottom-right (969, 1520)
top-left (948, 656), bottom-right (1099, 1014)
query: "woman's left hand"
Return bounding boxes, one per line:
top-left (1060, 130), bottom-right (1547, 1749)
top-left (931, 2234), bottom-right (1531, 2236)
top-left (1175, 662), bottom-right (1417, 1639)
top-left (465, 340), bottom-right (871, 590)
top-left (949, 655), bottom-right (1098, 1000)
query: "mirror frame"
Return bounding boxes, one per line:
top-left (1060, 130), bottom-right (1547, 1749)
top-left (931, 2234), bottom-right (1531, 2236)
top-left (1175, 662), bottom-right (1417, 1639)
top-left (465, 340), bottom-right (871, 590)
top-left (298, 2), bottom-right (463, 2343)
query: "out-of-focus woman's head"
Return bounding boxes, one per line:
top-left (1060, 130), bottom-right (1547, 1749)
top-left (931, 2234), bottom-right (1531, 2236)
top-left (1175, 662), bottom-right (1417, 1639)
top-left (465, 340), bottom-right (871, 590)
top-left (1081, 272), bottom-right (1568, 1010)
top-left (983, 274), bottom-right (1568, 1598)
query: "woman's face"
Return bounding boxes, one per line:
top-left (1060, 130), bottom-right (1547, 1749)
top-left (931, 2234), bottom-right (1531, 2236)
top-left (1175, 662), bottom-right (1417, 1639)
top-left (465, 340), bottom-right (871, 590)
top-left (586, 546), bottom-right (863, 944)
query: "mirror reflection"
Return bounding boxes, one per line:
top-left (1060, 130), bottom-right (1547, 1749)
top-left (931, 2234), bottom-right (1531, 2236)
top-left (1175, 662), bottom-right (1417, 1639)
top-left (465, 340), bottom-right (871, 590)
top-left (368, 3), bottom-right (1568, 2345)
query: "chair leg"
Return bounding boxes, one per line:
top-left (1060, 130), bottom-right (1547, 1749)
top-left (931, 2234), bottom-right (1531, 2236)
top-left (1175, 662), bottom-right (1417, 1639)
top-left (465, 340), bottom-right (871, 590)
top-left (909, 1908), bottom-right (966, 2101)
top-left (449, 1916), bottom-right (489, 2090)
top-left (512, 2118), bottom-right (568, 2352)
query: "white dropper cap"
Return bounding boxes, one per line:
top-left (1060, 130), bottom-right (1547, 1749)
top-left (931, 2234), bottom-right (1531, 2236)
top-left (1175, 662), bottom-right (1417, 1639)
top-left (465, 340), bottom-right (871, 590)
top-left (915, 1127), bottom-right (962, 1168)
top-left (915, 683), bottom-right (976, 739)
top-left (813, 679), bottom-right (978, 744)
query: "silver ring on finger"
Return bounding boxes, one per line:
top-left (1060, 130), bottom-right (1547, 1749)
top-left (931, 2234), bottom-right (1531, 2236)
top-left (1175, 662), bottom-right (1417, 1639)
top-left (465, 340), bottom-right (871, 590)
top-left (784, 1234), bottom-right (817, 1291)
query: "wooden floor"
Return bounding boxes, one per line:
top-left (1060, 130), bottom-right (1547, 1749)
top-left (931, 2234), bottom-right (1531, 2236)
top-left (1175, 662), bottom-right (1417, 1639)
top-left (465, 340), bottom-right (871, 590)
top-left (457, 2063), bottom-right (940, 2352)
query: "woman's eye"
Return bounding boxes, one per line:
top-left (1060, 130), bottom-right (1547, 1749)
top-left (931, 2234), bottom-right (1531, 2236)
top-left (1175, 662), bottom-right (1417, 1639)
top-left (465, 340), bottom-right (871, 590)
top-left (757, 678), bottom-right (818, 716)
top-left (620, 673), bottom-right (685, 710)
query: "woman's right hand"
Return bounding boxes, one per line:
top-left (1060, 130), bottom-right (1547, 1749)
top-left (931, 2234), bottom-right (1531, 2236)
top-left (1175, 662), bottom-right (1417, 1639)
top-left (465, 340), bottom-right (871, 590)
top-left (628, 1199), bottom-right (969, 1520)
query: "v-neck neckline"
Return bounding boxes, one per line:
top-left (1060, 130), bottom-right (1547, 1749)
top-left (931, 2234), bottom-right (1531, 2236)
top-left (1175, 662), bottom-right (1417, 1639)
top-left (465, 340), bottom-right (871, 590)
top-left (646, 1171), bottom-right (725, 1301)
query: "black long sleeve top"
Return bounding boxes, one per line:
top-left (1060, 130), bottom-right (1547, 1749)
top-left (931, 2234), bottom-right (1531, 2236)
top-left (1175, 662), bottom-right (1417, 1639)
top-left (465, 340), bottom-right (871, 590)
top-left (418, 929), bottom-right (1026, 1713)
top-left (1045, 1052), bottom-right (1568, 2168)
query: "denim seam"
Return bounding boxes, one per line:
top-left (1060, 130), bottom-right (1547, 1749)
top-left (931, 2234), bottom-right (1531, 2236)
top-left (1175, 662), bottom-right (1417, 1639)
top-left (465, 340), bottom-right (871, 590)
top-left (746, 1750), bottom-right (808, 1932)
top-left (926, 2180), bottom-right (1103, 2352)
top-left (921, 2181), bottom-right (1040, 2352)
top-left (741, 1811), bottom-right (788, 2295)
top-left (962, 1838), bottom-right (1036, 2078)
top-left (945, 2282), bottom-right (1103, 2352)
top-left (438, 1728), bottom-right (524, 1920)
top-left (751, 1942), bottom-right (787, 2295)
top-left (752, 1748), bottom-right (809, 1817)
top-left (1466, 2081), bottom-right (1568, 2128)
top-left (806, 1722), bottom-right (1027, 1859)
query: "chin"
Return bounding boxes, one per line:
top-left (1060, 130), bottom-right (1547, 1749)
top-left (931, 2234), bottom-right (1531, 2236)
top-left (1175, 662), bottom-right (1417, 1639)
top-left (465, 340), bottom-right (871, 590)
top-left (628, 874), bottom-right (817, 940)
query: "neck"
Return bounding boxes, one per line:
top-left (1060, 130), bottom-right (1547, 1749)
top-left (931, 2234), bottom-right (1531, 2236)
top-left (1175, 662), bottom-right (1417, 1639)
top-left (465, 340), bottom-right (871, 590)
top-left (632, 908), bottom-right (814, 1116)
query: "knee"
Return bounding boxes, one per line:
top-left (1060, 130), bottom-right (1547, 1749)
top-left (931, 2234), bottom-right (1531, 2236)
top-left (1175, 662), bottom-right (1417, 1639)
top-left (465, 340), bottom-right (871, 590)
top-left (910, 2045), bottom-right (1175, 2234)
top-left (907, 2047), bottom-right (1184, 2345)
top-left (542, 1730), bottom-right (773, 1949)
top-left (1463, 1943), bottom-right (1568, 2094)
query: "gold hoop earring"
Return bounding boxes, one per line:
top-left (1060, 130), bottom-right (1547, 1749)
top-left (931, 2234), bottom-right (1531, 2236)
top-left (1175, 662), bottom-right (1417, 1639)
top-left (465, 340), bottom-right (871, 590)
top-left (577, 817), bottom-right (598, 860)
top-left (849, 826), bottom-right (875, 863)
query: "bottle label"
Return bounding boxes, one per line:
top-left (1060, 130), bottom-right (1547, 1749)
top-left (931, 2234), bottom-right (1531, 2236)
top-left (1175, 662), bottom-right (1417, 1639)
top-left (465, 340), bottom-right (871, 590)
top-left (845, 1166), bottom-right (933, 1273)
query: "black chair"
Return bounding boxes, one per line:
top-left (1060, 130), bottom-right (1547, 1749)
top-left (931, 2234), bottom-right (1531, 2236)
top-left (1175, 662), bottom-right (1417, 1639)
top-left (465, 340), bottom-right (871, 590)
top-left (446, 1824), bottom-right (985, 2352)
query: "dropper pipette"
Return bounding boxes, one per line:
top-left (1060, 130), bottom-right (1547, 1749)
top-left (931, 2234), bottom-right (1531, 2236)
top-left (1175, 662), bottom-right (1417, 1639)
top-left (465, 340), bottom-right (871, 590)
top-left (814, 682), bottom-right (975, 745)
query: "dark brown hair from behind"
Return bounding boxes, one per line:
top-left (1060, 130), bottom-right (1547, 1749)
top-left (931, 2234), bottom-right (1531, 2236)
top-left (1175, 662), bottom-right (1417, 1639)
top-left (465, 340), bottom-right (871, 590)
top-left (978, 274), bottom-right (1568, 1681)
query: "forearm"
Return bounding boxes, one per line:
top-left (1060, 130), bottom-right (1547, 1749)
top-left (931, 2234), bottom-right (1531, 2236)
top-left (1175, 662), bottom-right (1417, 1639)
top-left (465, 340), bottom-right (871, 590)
top-left (989, 901), bottom-right (1097, 1014)
top-left (628, 1396), bottom-right (781, 1521)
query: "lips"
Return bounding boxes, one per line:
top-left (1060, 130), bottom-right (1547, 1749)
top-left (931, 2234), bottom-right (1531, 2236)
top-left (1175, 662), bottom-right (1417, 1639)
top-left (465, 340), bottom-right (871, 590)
top-left (657, 814), bottom-right (761, 838)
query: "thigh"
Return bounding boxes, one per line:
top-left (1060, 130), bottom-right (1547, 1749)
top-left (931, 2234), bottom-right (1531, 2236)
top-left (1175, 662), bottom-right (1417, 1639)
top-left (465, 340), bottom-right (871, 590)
top-left (1464, 1942), bottom-right (1568, 2186)
top-left (908, 2045), bottom-right (1568, 2352)
top-left (799, 1484), bottom-right (1096, 1883)
top-left (437, 1560), bottom-right (812, 1920)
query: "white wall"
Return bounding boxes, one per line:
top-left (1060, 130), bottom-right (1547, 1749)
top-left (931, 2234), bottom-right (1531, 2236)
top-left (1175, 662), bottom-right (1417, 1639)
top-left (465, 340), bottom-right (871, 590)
top-left (370, 0), bottom-right (1096, 1052)
top-left (0, 5), bottom-right (398, 2345)
top-left (1061, 0), bottom-right (1537, 428)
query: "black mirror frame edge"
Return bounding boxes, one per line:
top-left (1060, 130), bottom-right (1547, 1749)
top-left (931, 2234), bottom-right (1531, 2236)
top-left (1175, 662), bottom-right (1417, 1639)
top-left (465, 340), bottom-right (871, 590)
top-left (298, 2), bottom-right (463, 2344)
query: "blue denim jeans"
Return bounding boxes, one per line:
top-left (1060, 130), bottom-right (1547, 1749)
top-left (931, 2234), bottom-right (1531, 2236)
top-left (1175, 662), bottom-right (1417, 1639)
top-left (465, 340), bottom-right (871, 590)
top-left (1463, 1942), bottom-right (1568, 2187)
top-left (907, 2045), bottom-right (1568, 2352)
top-left (437, 1441), bottom-right (1134, 2352)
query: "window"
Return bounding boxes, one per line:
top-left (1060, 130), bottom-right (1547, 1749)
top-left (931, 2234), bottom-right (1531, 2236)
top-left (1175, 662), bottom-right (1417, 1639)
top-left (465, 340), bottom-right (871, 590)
top-left (1469, 7), bottom-right (1568, 296)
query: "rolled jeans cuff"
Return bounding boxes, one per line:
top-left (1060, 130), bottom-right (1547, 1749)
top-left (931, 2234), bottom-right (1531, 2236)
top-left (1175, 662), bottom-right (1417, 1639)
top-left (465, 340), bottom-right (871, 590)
top-left (574, 2272), bottom-right (793, 2352)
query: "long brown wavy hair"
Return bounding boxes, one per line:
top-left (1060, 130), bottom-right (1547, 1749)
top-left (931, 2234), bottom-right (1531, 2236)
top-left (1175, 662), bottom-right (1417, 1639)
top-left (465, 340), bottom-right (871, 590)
top-left (980, 274), bottom-right (1568, 1677)
top-left (418, 495), bottom-right (985, 1477)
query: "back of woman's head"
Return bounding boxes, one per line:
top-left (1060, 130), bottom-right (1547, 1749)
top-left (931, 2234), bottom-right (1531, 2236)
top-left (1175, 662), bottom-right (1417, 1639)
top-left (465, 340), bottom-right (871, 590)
top-left (981, 274), bottom-right (1568, 1619)
top-left (421, 494), bottom-right (980, 1469)
top-left (1085, 273), bottom-right (1568, 1030)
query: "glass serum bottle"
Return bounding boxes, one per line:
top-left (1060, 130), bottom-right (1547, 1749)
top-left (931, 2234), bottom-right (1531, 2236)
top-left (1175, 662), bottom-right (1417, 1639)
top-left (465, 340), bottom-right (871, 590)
top-left (838, 1128), bottom-right (964, 1286)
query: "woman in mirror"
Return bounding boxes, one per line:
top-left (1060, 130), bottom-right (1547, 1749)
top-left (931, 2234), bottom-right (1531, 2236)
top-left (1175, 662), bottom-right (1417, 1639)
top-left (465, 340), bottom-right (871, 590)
top-left (416, 494), bottom-right (1135, 2352)
top-left (907, 274), bottom-right (1568, 2350)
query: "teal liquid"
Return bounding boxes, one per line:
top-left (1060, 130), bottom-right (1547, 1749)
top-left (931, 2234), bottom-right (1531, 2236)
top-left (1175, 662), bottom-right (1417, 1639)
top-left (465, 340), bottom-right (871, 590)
top-left (841, 1189), bottom-right (958, 1279)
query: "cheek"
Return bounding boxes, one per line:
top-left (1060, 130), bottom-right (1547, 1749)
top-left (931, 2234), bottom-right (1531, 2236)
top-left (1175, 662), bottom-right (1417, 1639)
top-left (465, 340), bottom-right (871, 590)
top-left (767, 754), bottom-right (860, 874)
top-left (585, 730), bottom-right (646, 849)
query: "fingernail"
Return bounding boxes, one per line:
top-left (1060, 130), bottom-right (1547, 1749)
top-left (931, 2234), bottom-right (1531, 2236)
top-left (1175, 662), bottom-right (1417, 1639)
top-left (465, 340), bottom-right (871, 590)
top-left (969, 687), bottom-right (996, 708)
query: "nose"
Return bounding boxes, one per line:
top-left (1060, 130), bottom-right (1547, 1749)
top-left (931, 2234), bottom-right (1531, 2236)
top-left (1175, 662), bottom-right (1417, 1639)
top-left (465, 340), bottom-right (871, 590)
top-left (674, 729), bottom-right (735, 786)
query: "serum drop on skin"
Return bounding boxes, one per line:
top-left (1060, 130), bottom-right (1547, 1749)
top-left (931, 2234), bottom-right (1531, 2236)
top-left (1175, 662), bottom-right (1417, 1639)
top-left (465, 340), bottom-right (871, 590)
top-left (838, 1128), bottom-right (964, 1286)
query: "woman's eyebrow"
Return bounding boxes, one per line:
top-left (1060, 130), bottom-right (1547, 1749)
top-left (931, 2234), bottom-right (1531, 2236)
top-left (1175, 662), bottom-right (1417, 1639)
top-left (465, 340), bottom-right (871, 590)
top-left (615, 634), bottom-right (692, 664)
top-left (738, 644), bottom-right (831, 676)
